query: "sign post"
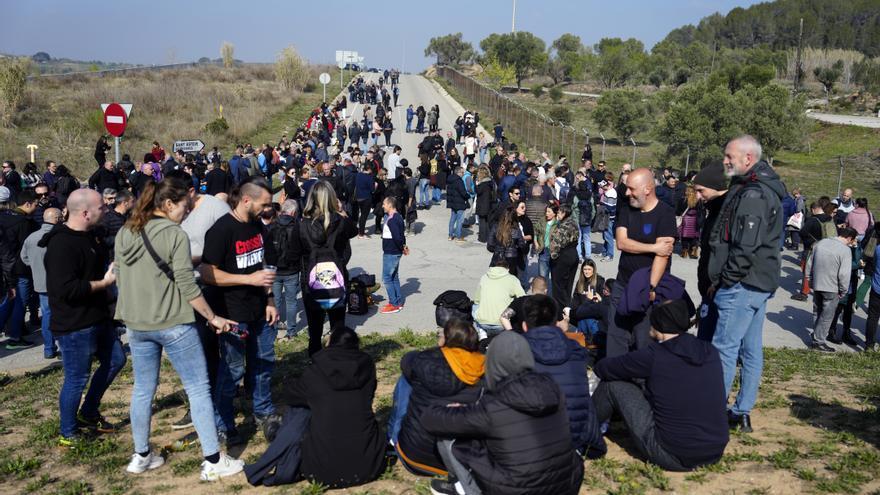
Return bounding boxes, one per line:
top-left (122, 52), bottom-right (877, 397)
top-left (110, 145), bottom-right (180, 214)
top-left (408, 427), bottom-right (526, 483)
top-left (319, 72), bottom-right (331, 102)
top-left (101, 103), bottom-right (132, 164)
top-left (26, 144), bottom-right (38, 163)
top-left (338, 60), bottom-right (346, 89)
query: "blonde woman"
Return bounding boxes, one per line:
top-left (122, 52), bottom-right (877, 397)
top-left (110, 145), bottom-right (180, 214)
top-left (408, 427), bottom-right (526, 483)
top-left (300, 181), bottom-right (358, 355)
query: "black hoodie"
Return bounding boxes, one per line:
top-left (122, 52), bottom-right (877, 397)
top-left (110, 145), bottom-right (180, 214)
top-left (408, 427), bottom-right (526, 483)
top-left (285, 346), bottom-right (386, 488)
top-left (40, 224), bottom-right (111, 335)
top-left (595, 333), bottom-right (729, 468)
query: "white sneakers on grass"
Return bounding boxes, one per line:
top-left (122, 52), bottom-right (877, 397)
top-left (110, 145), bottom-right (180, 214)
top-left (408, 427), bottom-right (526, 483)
top-left (126, 450), bottom-right (244, 482)
top-left (126, 451), bottom-right (165, 474)
top-left (200, 453), bottom-right (245, 481)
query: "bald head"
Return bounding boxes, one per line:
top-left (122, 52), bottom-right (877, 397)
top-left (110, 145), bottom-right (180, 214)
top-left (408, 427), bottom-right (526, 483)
top-left (65, 189), bottom-right (104, 230)
top-left (66, 189), bottom-right (98, 214)
top-left (625, 168), bottom-right (657, 210)
top-left (43, 207), bottom-right (62, 225)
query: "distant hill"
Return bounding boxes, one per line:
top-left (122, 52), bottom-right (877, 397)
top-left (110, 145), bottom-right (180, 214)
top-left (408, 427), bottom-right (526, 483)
top-left (661, 0), bottom-right (880, 57)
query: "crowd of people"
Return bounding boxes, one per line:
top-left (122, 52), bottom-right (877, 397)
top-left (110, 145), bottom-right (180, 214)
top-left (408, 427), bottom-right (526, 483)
top-left (0, 69), bottom-right (875, 494)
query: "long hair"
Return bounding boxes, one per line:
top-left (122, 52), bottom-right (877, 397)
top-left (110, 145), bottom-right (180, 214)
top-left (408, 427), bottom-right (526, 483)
top-left (575, 258), bottom-right (599, 294)
top-left (495, 207), bottom-right (517, 247)
top-left (476, 165), bottom-right (491, 182)
top-left (125, 176), bottom-right (190, 233)
top-left (303, 180), bottom-right (339, 232)
top-left (685, 183), bottom-right (698, 209)
top-left (443, 319), bottom-right (479, 352)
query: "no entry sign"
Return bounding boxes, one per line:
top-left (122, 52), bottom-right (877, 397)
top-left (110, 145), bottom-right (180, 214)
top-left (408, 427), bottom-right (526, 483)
top-left (103, 103), bottom-right (127, 137)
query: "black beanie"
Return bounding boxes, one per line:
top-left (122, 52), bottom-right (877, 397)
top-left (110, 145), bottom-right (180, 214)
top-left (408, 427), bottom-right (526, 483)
top-left (693, 161), bottom-right (727, 191)
top-left (649, 299), bottom-right (692, 334)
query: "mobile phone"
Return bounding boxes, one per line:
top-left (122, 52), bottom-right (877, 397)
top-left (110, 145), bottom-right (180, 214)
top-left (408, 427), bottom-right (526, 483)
top-left (228, 325), bottom-right (249, 339)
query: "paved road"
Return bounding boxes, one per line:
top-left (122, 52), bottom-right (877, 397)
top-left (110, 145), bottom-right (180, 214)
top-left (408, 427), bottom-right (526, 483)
top-left (0, 74), bottom-right (864, 375)
top-left (807, 111), bottom-right (880, 128)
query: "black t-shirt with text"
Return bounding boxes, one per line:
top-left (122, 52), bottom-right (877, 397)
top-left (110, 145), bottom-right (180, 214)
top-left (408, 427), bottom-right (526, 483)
top-left (202, 213), bottom-right (270, 322)
top-left (615, 201), bottom-right (677, 285)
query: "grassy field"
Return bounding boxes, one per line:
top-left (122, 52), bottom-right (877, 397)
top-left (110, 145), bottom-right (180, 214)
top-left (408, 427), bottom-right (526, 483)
top-left (0, 329), bottom-right (878, 495)
top-left (0, 65), bottom-right (328, 180)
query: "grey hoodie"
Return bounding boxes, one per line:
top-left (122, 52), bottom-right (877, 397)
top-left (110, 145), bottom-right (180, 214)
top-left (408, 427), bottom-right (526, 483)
top-left (707, 160), bottom-right (785, 293)
top-left (485, 331), bottom-right (535, 391)
top-left (20, 222), bottom-right (55, 293)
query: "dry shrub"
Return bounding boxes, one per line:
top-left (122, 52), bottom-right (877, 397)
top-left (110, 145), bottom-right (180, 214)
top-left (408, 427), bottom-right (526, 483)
top-left (786, 48), bottom-right (865, 90)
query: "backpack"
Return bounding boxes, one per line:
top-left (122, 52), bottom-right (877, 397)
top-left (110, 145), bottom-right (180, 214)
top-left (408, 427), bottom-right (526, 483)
top-left (433, 290), bottom-right (474, 327)
top-left (558, 182), bottom-right (571, 203)
top-left (347, 280), bottom-right (368, 315)
top-left (270, 219), bottom-right (299, 271)
top-left (820, 219), bottom-right (837, 240)
top-left (302, 223), bottom-right (346, 310)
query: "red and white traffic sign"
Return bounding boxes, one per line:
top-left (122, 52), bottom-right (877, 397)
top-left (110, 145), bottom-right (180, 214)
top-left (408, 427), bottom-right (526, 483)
top-left (102, 103), bottom-right (129, 137)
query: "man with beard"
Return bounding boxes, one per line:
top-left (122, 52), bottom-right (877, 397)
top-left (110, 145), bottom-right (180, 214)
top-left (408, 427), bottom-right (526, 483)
top-left (606, 168), bottom-right (677, 357)
top-left (198, 177), bottom-right (281, 445)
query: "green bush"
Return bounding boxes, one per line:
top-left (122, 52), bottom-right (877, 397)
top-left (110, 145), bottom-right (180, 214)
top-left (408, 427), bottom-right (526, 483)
top-left (205, 117), bottom-right (229, 135)
top-left (548, 106), bottom-right (572, 125)
top-left (531, 84), bottom-right (544, 98)
top-left (548, 86), bottom-right (563, 103)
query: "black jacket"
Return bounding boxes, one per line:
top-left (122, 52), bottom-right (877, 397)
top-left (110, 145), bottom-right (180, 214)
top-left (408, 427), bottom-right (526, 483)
top-left (574, 181), bottom-right (593, 227)
top-left (0, 210), bottom-right (38, 277)
top-left (595, 334), bottom-right (729, 468)
top-left (101, 209), bottom-right (127, 260)
top-left (698, 195), bottom-right (724, 296)
top-left (475, 180), bottom-right (495, 217)
top-left (41, 224), bottom-right (111, 335)
top-left (422, 371), bottom-right (584, 495)
top-left (446, 174), bottom-right (470, 211)
top-left (205, 168), bottom-right (231, 196)
top-left (398, 348), bottom-right (483, 472)
top-left (707, 160), bottom-right (785, 292)
top-left (88, 167), bottom-right (121, 193)
top-left (285, 346), bottom-right (386, 488)
top-left (300, 212), bottom-right (357, 275)
top-left (523, 326), bottom-right (606, 458)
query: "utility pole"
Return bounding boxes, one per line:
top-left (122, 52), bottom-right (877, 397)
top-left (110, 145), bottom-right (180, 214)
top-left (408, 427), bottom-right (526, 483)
top-left (794, 17), bottom-right (804, 93)
top-left (511, 0), bottom-right (517, 33)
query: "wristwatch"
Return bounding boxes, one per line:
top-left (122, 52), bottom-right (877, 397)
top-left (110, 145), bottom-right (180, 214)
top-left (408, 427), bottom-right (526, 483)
top-left (648, 285), bottom-right (656, 293)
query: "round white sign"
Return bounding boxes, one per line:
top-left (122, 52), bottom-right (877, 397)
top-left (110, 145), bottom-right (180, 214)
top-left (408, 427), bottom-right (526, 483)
top-left (319, 73), bottom-right (331, 84)
top-left (337, 61), bottom-right (346, 69)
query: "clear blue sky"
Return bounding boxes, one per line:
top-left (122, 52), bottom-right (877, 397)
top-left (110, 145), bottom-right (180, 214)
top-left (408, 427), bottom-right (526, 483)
top-left (3, 0), bottom-right (764, 70)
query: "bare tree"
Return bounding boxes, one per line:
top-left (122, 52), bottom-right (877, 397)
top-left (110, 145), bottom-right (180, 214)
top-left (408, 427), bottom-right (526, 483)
top-left (275, 45), bottom-right (308, 92)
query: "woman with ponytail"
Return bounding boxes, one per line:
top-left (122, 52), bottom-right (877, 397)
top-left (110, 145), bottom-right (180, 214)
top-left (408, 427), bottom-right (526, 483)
top-left (114, 177), bottom-right (245, 480)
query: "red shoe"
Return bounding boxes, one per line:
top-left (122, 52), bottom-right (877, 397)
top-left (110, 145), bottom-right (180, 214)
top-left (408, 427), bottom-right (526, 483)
top-left (380, 304), bottom-right (401, 314)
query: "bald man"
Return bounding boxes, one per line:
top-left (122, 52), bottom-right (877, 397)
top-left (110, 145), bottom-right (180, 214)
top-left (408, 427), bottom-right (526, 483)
top-left (21, 208), bottom-right (62, 358)
top-left (606, 168), bottom-right (677, 358)
top-left (43, 189), bottom-right (126, 444)
top-left (707, 135), bottom-right (784, 434)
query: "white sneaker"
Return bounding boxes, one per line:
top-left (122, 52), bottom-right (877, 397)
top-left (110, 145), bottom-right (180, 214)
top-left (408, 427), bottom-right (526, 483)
top-left (126, 451), bottom-right (165, 474)
top-left (200, 453), bottom-right (245, 481)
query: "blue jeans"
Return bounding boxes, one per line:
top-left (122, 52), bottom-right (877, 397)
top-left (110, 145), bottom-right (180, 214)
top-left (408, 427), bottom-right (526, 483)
top-left (215, 320), bottom-right (277, 431)
top-left (56, 322), bottom-right (126, 438)
top-left (711, 282), bottom-right (772, 416)
top-left (603, 219), bottom-right (616, 259)
top-left (578, 225), bottom-right (592, 259)
top-left (406, 118), bottom-right (413, 132)
top-left (448, 209), bottom-right (465, 239)
top-left (128, 324), bottom-right (219, 457)
top-left (419, 178), bottom-right (431, 207)
top-left (0, 278), bottom-right (28, 340)
top-left (38, 293), bottom-right (56, 357)
top-left (479, 148), bottom-right (487, 164)
top-left (383, 254), bottom-right (403, 307)
top-left (387, 376), bottom-right (412, 445)
top-left (432, 186), bottom-right (443, 203)
top-left (273, 273), bottom-right (300, 337)
top-left (539, 248), bottom-right (551, 280)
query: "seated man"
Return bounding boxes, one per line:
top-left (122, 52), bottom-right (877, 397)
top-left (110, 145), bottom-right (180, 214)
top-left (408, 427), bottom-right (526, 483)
top-left (422, 331), bottom-right (584, 495)
top-left (244, 328), bottom-right (386, 488)
top-left (499, 275), bottom-right (548, 333)
top-left (388, 319), bottom-right (484, 476)
top-left (593, 299), bottom-right (729, 471)
top-left (473, 258), bottom-right (525, 335)
top-left (522, 294), bottom-right (607, 459)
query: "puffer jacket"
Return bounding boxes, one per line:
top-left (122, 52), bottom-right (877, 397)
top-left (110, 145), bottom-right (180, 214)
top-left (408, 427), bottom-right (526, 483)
top-left (397, 348), bottom-right (484, 473)
top-left (549, 216), bottom-right (579, 259)
top-left (523, 326), bottom-right (606, 458)
top-left (421, 371), bottom-right (584, 495)
top-left (446, 174), bottom-right (470, 211)
top-left (487, 223), bottom-right (526, 261)
top-left (707, 160), bottom-right (784, 292)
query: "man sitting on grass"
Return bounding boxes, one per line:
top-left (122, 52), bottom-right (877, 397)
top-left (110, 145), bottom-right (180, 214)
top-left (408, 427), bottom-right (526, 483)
top-left (593, 299), bottom-right (729, 471)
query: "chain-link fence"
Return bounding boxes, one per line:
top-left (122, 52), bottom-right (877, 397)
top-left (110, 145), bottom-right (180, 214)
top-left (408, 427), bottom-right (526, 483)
top-left (437, 66), bottom-right (589, 163)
